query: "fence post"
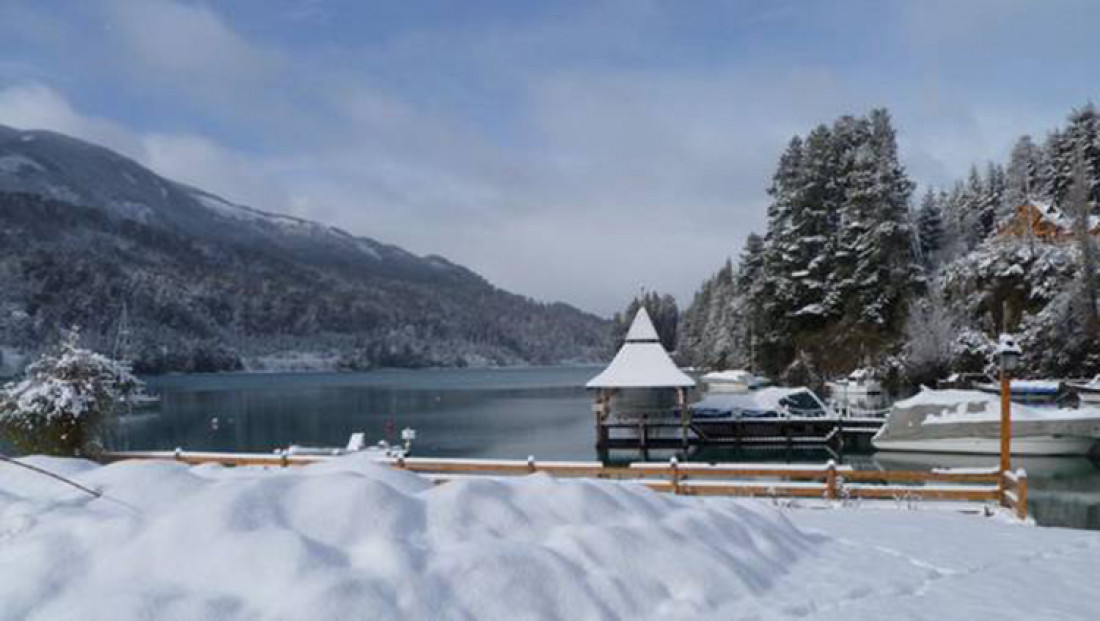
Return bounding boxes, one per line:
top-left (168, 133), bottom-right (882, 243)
top-left (998, 469), bottom-right (1007, 507)
top-left (1016, 469), bottom-right (1028, 520)
top-left (527, 455), bottom-right (536, 474)
top-left (670, 456), bottom-right (680, 495)
top-left (825, 459), bottom-right (838, 500)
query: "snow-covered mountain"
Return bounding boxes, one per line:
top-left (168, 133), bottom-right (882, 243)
top-left (0, 124), bottom-right (609, 372)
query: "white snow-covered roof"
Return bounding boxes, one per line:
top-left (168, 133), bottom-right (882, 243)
top-left (1025, 199), bottom-right (1100, 232)
top-left (587, 308), bottom-right (694, 389)
top-left (623, 306), bottom-right (660, 342)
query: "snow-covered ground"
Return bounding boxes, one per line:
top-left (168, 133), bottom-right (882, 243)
top-left (1, 455), bottom-right (1098, 621)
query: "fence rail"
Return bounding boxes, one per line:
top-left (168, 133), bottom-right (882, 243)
top-left (99, 450), bottom-right (1026, 519)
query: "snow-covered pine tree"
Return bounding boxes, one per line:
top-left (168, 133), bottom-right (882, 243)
top-left (0, 327), bottom-right (141, 456)
top-left (835, 109), bottom-right (916, 331)
top-left (916, 187), bottom-right (945, 265)
top-left (1065, 152), bottom-right (1100, 335)
top-left (982, 162), bottom-right (1006, 237)
top-left (1045, 127), bottom-right (1077, 208)
top-left (1005, 135), bottom-right (1044, 211)
top-left (957, 166), bottom-right (986, 250)
top-left (752, 137), bottom-right (804, 368)
top-left (735, 234), bottom-right (766, 370)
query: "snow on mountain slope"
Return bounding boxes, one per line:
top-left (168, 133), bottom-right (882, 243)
top-left (0, 124), bottom-right (610, 371)
top-left (0, 124), bottom-right (464, 279)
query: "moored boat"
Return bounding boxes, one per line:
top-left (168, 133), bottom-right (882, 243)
top-left (826, 368), bottom-right (883, 398)
top-left (872, 389), bottom-right (1100, 456)
top-left (1067, 374), bottom-right (1100, 405)
top-left (689, 386), bottom-right (833, 420)
top-left (699, 369), bottom-right (770, 393)
top-left (974, 379), bottom-right (1065, 406)
top-left (282, 430), bottom-right (415, 459)
top-left (827, 368), bottom-right (891, 417)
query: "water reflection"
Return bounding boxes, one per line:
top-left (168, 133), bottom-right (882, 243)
top-left (104, 366), bottom-right (1100, 530)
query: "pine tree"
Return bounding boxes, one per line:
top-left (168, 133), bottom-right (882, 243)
top-left (916, 187), bottom-right (944, 264)
top-left (1005, 135), bottom-right (1043, 209)
top-left (957, 166), bottom-right (986, 250)
top-left (1066, 152), bottom-right (1100, 334)
top-left (835, 109), bottom-right (916, 328)
top-left (982, 162), bottom-right (1006, 236)
top-left (0, 327), bottom-right (141, 456)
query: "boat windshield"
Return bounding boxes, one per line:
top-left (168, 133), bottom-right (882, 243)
top-left (779, 391), bottom-right (826, 416)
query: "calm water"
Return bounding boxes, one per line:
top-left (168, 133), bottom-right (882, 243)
top-left (114, 366), bottom-right (1100, 530)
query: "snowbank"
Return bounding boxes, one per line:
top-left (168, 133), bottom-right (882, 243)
top-left (1, 455), bottom-right (1098, 620)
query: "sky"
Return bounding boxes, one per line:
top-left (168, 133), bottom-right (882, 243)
top-left (0, 0), bottom-right (1098, 317)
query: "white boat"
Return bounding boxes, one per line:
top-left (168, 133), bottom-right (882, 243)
top-left (1067, 374), bottom-right (1100, 405)
top-left (282, 429), bottom-right (415, 459)
top-left (826, 368), bottom-right (883, 398)
top-left (974, 379), bottom-right (1063, 406)
top-left (126, 391), bottom-right (161, 409)
top-left (872, 389), bottom-right (1100, 456)
top-left (826, 368), bottom-right (890, 417)
top-left (699, 369), bottom-right (769, 393)
top-left (690, 386), bottom-right (834, 420)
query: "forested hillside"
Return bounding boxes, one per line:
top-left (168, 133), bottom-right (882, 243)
top-left (0, 126), bottom-right (610, 373)
top-left (679, 105), bottom-right (1100, 384)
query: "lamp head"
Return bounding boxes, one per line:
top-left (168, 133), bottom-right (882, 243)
top-left (996, 333), bottom-right (1023, 373)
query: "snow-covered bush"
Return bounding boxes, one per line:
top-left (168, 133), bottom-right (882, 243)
top-left (903, 292), bottom-right (960, 383)
top-left (0, 328), bottom-right (140, 456)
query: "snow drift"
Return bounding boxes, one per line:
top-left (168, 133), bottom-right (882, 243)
top-left (1, 454), bottom-right (813, 621)
top-left (3, 455), bottom-right (1099, 621)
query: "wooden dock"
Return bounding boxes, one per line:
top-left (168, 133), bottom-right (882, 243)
top-left (597, 415), bottom-right (885, 454)
top-left (99, 450), bottom-right (1028, 519)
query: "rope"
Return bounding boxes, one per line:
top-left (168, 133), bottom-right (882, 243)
top-left (0, 453), bottom-right (102, 498)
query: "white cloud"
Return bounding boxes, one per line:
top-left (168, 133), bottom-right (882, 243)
top-left (142, 133), bottom-right (288, 210)
top-left (0, 83), bottom-right (146, 160)
top-left (100, 0), bottom-right (275, 94)
top-left (3, 0), bottom-right (1099, 316)
top-left (0, 82), bottom-right (292, 218)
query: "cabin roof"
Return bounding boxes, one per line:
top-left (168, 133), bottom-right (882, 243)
top-left (586, 308), bottom-right (695, 389)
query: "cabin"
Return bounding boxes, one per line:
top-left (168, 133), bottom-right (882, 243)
top-left (997, 200), bottom-right (1100, 242)
top-left (587, 308), bottom-right (695, 446)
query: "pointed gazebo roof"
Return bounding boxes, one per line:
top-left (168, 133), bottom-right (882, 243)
top-left (586, 308), bottom-right (695, 389)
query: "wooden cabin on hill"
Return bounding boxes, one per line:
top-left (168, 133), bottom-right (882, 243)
top-left (997, 200), bottom-right (1100, 242)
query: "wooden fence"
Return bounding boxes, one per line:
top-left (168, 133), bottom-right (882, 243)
top-left (99, 450), bottom-right (1028, 519)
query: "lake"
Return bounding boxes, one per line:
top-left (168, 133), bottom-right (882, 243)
top-left (117, 366), bottom-right (1100, 530)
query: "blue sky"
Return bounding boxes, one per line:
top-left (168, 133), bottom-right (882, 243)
top-left (1, 0), bottom-right (1098, 316)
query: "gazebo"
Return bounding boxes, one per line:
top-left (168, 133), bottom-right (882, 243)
top-left (587, 308), bottom-right (696, 450)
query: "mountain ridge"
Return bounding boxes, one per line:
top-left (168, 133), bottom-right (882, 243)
top-left (0, 124), bottom-right (610, 373)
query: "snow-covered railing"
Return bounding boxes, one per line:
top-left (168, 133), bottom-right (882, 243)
top-left (101, 449), bottom-right (329, 468)
top-left (1001, 469), bottom-right (1029, 520)
top-left (386, 456), bottom-right (1014, 511)
top-left (99, 451), bottom-right (1025, 519)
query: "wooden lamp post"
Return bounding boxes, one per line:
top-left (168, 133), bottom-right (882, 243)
top-left (996, 334), bottom-right (1022, 474)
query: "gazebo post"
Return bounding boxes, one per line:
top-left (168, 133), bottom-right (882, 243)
top-left (676, 387), bottom-right (689, 449)
top-left (594, 389), bottom-right (609, 449)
